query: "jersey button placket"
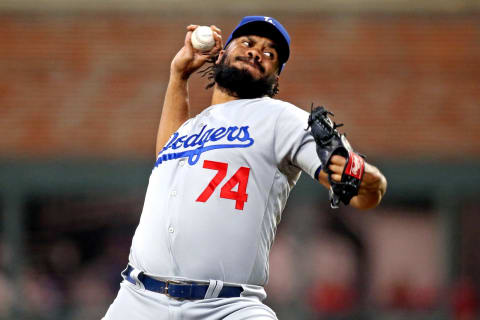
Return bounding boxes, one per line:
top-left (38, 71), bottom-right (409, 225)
top-left (168, 188), bottom-right (177, 238)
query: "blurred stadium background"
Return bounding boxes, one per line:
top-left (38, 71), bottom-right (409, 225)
top-left (0, 0), bottom-right (479, 319)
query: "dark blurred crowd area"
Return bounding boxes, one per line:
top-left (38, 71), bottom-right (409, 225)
top-left (0, 193), bottom-right (479, 320)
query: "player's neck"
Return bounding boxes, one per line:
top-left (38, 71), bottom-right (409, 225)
top-left (211, 84), bottom-right (239, 106)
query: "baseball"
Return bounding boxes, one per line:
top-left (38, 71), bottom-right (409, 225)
top-left (191, 26), bottom-right (215, 51)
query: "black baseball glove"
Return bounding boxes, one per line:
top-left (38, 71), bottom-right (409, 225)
top-left (307, 105), bottom-right (365, 208)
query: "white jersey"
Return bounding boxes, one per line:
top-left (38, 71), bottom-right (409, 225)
top-left (129, 97), bottom-right (321, 289)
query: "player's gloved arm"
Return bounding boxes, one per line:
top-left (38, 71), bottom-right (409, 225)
top-left (319, 155), bottom-right (387, 210)
top-left (308, 105), bottom-right (387, 209)
top-left (155, 25), bottom-right (222, 157)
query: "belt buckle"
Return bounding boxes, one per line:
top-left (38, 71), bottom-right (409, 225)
top-left (163, 279), bottom-right (183, 298)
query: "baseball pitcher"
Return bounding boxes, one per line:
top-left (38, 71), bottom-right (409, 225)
top-left (103, 16), bottom-right (387, 320)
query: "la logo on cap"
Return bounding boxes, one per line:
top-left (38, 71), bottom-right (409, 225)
top-left (264, 17), bottom-right (274, 24)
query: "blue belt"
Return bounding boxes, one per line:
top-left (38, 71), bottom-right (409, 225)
top-left (122, 265), bottom-right (243, 300)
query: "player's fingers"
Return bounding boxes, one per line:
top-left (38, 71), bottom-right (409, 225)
top-left (330, 173), bottom-right (342, 182)
top-left (213, 31), bottom-right (222, 42)
top-left (187, 24), bottom-right (199, 31)
top-left (184, 30), bottom-right (194, 50)
top-left (210, 25), bottom-right (222, 35)
top-left (212, 31), bottom-right (222, 45)
top-left (211, 32), bottom-right (223, 53)
top-left (328, 163), bottom-right (344, 174)
top-left (330, 155), bottom-right (347, 166)
top-left (209, 26), bottom-right (223, 50)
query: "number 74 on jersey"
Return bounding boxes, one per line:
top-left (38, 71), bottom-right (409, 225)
top-left (196, 160), bottom-right (250, 211)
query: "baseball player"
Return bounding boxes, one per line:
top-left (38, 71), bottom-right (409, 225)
top-left (103, 16), bottom-right (387, 320)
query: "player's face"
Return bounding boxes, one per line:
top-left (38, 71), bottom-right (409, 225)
top-left (211, 34), bottom-right (281, 99)
top-left (222, 35), bottom-right (281, 79)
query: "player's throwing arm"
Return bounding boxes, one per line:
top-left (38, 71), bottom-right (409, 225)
top-left (156, 25), bottom-right (223, 157)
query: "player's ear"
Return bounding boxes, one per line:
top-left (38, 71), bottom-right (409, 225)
top-left (215, 50), bottom-right (225, 64)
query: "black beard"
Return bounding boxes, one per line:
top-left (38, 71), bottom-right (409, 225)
top-left (213, 56), bottom-right (278, 99)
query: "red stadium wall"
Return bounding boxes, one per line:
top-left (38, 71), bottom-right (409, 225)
top-left (1, 14), bottom-right (479, 160)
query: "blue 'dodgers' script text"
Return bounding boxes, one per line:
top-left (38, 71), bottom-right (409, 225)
top-left (154, 125), bottom-right (254, 168)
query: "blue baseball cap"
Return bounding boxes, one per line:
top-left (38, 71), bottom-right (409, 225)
top-left (224, 16), bottom-right (291, 73)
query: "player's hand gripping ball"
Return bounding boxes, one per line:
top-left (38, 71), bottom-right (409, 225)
top-left (191, 26), bottom-right (216, 51)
